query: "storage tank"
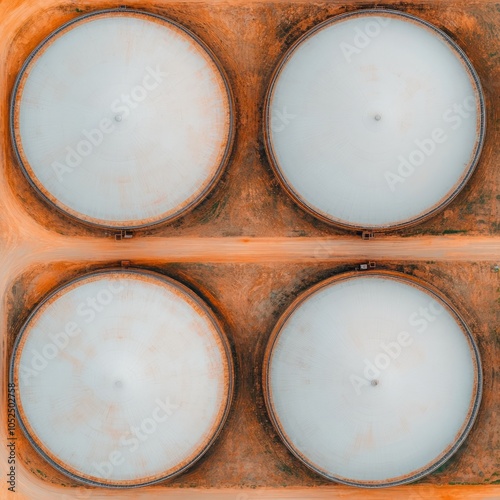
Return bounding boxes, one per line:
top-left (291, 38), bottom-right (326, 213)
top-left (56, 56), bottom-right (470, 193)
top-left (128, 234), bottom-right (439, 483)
top-left (11, 9), bottom-right (233, 229)
top-left (10, 269), bottom-right (233, 487)
top-left (263, 271), bottom-right (481, 487)
top-left (264, 9), bottom-right (485, 230)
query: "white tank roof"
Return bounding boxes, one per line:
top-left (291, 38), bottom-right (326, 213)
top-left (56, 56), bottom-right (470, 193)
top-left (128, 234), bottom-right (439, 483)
top-left (12, 10), bottom-right (233, 228)
top-left (265, 10), bottom-right (484, 229)
top-left (264, 272), bottom-right (481, 486)
top-left (11, 270), bottom-right (233, 487)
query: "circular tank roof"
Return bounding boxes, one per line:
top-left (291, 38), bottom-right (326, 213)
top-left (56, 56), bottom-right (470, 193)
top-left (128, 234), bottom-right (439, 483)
top-left (264, 9), bottom-right (485, 230)
top-left (11, 9), bottom-right (233, 229)
top-left (10, 270), bottom-right (233, 487)
top-left (263, 272), bottom-right (481, 487)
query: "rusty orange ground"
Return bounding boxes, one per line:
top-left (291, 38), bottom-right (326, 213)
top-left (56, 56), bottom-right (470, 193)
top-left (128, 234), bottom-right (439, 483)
top-left (0, 0), bottom-right (499, 499)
